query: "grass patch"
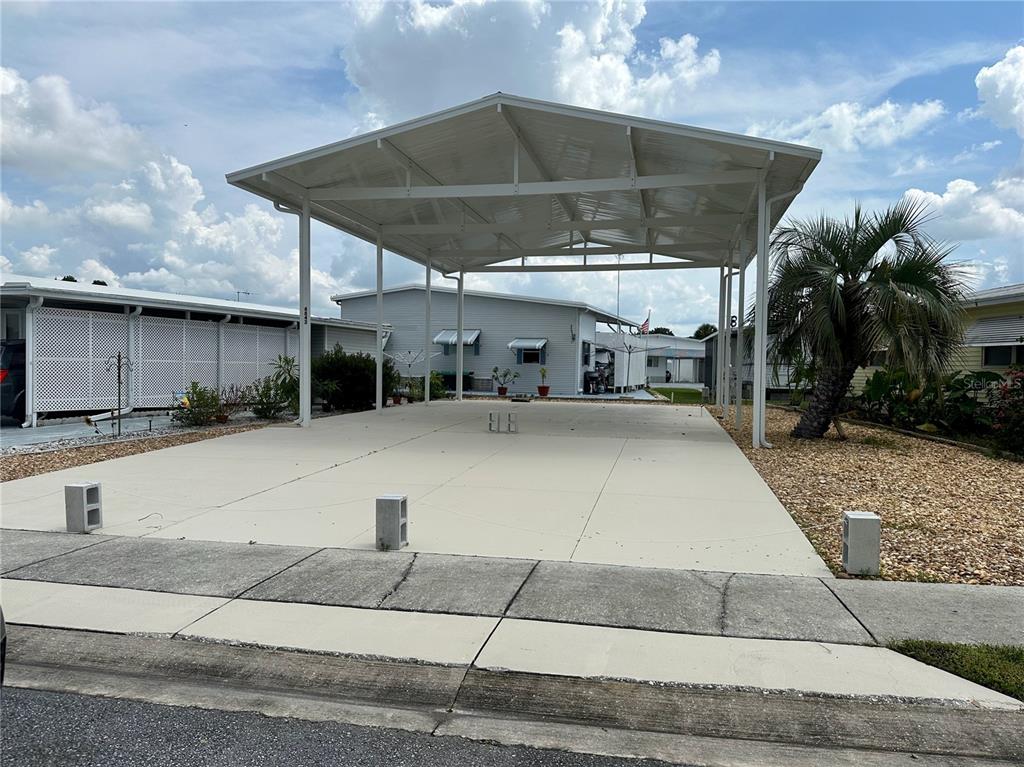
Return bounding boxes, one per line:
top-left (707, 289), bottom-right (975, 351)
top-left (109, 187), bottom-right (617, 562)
top-left (648, 387), bottom-right (703, 404)
top-left (890, 640), bottom-right (1024, 701)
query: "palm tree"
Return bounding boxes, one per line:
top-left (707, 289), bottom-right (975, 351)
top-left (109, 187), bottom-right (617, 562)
top-left (767, 199), bottom-right (966, 439)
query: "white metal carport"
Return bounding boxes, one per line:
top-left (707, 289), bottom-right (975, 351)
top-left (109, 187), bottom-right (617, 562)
top-left (226, 93), bottom-right (820, 447)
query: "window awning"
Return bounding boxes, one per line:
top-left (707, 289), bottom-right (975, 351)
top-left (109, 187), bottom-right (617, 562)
top-left (964, 316), bottom-right (1024, 346)
top-left (508, 338), bottom-right (548, 351)
top-left (433, 329), bottom-right (481, 345)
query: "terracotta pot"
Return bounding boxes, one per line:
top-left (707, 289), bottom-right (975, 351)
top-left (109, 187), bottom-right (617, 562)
top-left (537, 385), bottom-right (550, 397)
top-left (497, 386), bottom-right (508, 396)
top-left (392, 395), bottom-right (402, 405)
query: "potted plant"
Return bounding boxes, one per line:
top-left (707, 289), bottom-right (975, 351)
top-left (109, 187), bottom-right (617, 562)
top-left (492, 367), bottom-right (519, 396)
top-left (537, 367), bottom-right (550, 397)
top-left (392, 392), bottom-right (403, 405)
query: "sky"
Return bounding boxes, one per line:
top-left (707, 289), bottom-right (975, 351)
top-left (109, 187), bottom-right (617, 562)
top-left (1, 1), bottom-right (1022, 335)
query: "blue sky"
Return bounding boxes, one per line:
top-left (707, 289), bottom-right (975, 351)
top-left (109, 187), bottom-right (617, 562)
top-left (2, 1), bottom-right (1021, 334)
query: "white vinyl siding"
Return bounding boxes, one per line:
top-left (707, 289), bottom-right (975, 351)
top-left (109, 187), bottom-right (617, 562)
top-left (336, 289), bottom-right (590, 394)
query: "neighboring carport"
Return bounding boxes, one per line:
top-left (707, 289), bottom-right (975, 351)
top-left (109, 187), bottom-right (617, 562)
top-left (226, 93), bottom-right (820, 447)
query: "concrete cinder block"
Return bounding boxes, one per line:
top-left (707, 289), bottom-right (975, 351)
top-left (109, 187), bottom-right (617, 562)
top-left (65, 482), bottom-right (103, 533)
top-left (376, 495), bottom-right (409, 551)
top-left (488, 412), bottom-right (500, 432)
top-left (506, 412), bottom-right (518, 434)
top-left (842, 511), bottom-right (880, 576)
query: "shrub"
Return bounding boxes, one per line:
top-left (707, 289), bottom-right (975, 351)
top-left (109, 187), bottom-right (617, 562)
top-left (219, 383), bottom-right (251, 419)
top-left (992, 367), bottom-right (1024, 455)
top-left (271, 355), bottom-right (300, 414)
top-left (250, 377), bottom-right (288, 419)
top-left (171, 382), bottom-right (220, 427)
top-left (312, 344), bottom-right (399, 412)
top-left (405, 371), bottom-right (446, 402)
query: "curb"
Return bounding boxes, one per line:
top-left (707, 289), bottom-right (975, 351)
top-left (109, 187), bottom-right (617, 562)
top-left (7, 625), bottom-right (1022, 761)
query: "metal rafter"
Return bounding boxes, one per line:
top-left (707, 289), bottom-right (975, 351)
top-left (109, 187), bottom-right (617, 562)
top-left (625, 126), bottom-right (655, 252)
top-left (375, 138), bottom-right (523, 253)
top-left (380, 213), bottom-right (742, 236)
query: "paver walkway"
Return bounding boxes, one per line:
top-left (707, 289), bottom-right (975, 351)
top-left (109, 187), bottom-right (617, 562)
top-left (1, 400), bottom-right (829, 576)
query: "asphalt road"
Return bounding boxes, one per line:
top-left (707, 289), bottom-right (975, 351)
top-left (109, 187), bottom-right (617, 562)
top-left (0, 687), bottom-right (677, 767)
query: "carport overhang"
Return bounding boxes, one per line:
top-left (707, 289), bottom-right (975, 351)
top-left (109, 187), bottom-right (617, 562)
top-left (226, 93), bottom-right (821, 447)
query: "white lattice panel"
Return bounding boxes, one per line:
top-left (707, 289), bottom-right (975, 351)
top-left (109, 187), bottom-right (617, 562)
top-left (257, 327), bottom-right (287, 376)
top-left (33, 307), bottom-right (130, 412)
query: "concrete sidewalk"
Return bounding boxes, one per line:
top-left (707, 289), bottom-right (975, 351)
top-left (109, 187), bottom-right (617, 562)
top-left (3, 530), bottom-right (1022, 647)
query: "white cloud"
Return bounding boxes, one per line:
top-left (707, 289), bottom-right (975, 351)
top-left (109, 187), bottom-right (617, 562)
top-left (974, 46), bottom-right (1024, 138)
top-left (750, 99), bottom-right (946, 152)
top-left (0, 66), bottom-right (147, 177)
top-left (85, 198), bottom-right (154, 232)
top-left (952, 140), bottom-right (1003, 164)
top-left (18, 244), bottom-right (57, 273)
top-left (554, 2), bottom-right (720, 114)
top-left (903, 176), bottom-right (1024, 242)
top-left (77, 258), bottom-right (120, 286)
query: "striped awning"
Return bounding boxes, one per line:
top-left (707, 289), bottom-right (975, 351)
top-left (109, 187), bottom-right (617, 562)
top-left (508, 338), bottom-right (548, 350)
top-left (433, 329), bottom-right (481, 345)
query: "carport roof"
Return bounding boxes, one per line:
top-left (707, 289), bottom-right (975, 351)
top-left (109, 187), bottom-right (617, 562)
top-left (227, 93), bottom-right (820, 276)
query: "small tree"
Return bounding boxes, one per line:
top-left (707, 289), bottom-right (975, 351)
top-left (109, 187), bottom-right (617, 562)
top-left (768, 200), bottom-right (965, 439)
top-left (651, 326), bottom-right (674, 336)
top-left (691, 323), bottom-right (716, 340)
top-left (60, 275), bottom-right (78, 282)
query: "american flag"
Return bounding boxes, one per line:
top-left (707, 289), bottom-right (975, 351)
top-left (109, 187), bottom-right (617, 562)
top-left (640, 314), bottom-right (650, 334)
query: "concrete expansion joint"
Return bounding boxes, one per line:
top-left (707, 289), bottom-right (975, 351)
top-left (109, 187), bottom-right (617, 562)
top-left (818, 577), bottom-right (880, 646)
top-left (376, 553), bottom-right (418, 608)
top-left (717, 572), bottom-right (735, 635)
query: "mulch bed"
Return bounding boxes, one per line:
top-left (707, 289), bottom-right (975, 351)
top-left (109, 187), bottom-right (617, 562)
top-left (0, 424), bottom-right (268, 483)
top-left (715, 406), bottom-right (1024, 586)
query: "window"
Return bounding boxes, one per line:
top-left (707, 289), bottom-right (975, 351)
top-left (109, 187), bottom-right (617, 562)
top-left (582, 341), bottom-right (591, 366)
top-left (983, 345), bottom-right (1021, 366)
top-left (647, 356), bottom-right (656, 368)
top-left (2, 310), bottom-right (23, 340)
top-left (521, 349), bottom-right (541, 364)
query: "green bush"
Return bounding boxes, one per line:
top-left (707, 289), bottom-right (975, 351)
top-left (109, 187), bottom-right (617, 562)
top-left (992, 367), bottom-right (1024, 455)
top-left (250, 377), bottom-right (288, 419)
top-left (271, 355), bottom-right (300, 414)
top-left (312, 344), bottom-right (399, 412)
top-left (171, 382), bottom-right (220, 427)
top-left (404, 371), bottom-right (446, 402)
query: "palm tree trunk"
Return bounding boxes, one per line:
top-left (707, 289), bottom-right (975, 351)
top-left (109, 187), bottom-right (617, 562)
top-left (792, 363), bottom-right (858, 439)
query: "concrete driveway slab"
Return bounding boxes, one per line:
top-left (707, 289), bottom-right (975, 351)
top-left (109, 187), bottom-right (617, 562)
top-left (506, 561), bottom-right (727, 634)
top-left (826, 580), bottom-right (1024, 645)
top-left (0, 578), bottom-right (227, 635)
top-left (182, 599), bottom-right (498, 665)
top-left (1, 529), bottom-right (115, 574)
top-left (381, 553), bottom-right (536, 616)
top-left (0, 401), bottom-right (831, 576)
top-left (574, 493), bottom-right (831, 577)
top-left (724, 574), bottom-right (873, 644)
top-left (242, 548), bottom-right (414, 607)
top-left (474, 619), bottom-right (1022, 709)
top-left (5, 537), bottom-right (313, 597)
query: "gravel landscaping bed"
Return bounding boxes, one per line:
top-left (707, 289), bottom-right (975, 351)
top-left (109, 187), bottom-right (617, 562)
top-left (716, 406), bottom-right (1024, 586)
top-left (0, 423), bottom-right (268, 482)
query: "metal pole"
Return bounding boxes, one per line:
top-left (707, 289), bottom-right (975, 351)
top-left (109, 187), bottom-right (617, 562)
top-left (424, 260), bottom-right (432, 405)
top-left (297, 198), bottom-right (312, 427)
top-left (734, 259), bottom-right (746, 430)
top-left (456, 271), bottom-right (464, 401)
top-left (376, 231), bottom-right (384, 414)
top-left (716, 265), bottom-right (726, 408)
top-left (723, 267), bottom-right (733, 419)
top-left (753, 176), bottom-right (769, 448)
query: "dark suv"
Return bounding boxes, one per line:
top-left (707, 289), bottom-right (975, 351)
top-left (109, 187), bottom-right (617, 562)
top-left (0, 339), bottom-right (26, 421)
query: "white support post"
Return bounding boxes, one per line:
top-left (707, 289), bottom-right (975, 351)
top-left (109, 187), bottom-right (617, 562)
top-left (734, 260), bottom-right (746, 430)
top-left (424, 260), bottom-right (432, 405)
top-left (456, 272), bottom-right (465, 401)
top-left (753, 176), bottom-right (770, 448)
top-left (298, 198), bottom-right (312, 427)
top-left (716, 266), bottom-right (727, 408)
top-left (376, 231), bottom-right (384, 414)
top-left (21, 297), bottom-right (42, 427)
top-left (723, 267), bottom-right (733, 418)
